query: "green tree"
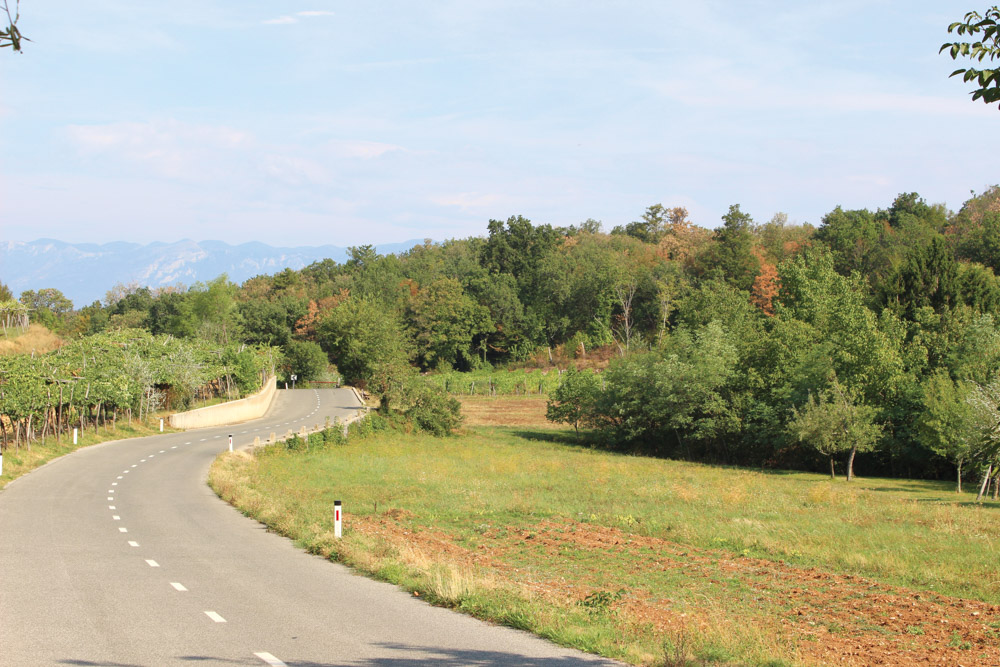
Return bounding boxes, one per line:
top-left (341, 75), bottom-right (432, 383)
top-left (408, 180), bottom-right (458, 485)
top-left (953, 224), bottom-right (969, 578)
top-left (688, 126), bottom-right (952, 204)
top-left (238, 299), bottom-right (292, 347)
top-left (916, 370), bottom-right (979, 491)
top-left (694, 204), bottom-right (760, 292)
top-left (188, 275), bottom-right (241, 343)
top-left (596, 322), bottom-right (739, 458)
top-left (402, 378), bottom-right (463, 436)
top-left (941, 6), bottom-right (1000, 107)
top-left (788, 378), bottom-right (883, 481)
top-left (315, 297), bottom-right (413, 410)
top-left (19, 288), bottom-right (74, 331)
top-left (814, 206), bottom-right (885, 276)
top-left (281, 340), bottom-right (328, 382)
top-left (546, 368), bottom-right (602, 433)
top-left (409, 277), bottom-right (491, 370)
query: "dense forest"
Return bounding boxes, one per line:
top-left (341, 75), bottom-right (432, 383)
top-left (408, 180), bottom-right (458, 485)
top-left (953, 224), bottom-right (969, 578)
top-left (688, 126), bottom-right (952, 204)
top-left (4, 187), bottom-right (1000, 486)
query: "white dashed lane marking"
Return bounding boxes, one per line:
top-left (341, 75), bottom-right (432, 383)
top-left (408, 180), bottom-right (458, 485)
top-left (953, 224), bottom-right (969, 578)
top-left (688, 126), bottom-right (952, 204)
top-left (107, 497), bottom-right (114, 501)
top-left (254, 652), bottom-right (287, 666)
top-left (128, 541), bottom-right (139, 547)
top-left (119, 527), bottom-right (128, 533)
top-left (205, 611), bottom-right (226, 623)
top-left (108, 505), bottom-right (115, 510)
top-left (113, 516), bottom-right (120, 521)
top-left (145, 560), bottom-right (159, 568)
top-left (171, 582), bottom-right (188, 591)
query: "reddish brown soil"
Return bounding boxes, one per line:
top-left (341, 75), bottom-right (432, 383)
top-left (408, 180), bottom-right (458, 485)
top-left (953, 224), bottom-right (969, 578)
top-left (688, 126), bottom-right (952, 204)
top-left (352, 514), bottom-right (1000, 666)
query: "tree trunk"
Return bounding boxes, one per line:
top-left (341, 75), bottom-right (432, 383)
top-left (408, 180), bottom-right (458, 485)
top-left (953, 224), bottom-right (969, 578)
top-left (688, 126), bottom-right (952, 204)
top-left (993, 474), bottom-right (999, 501)
top-left (57, 385), bottom-right (64, 444)
top-left (846, 446), bottom-right (857, 481)
top-left (829, 456), bottom-right (836, 480)
top-left (957, 459), bottom-right (963, 494)
top-left (976, 464), bottom-right (993, 502)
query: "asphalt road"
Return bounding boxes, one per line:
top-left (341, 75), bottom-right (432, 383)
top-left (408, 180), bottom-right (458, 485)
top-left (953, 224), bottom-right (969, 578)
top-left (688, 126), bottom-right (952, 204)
top-left (0, 388), bottom-right (616, 667)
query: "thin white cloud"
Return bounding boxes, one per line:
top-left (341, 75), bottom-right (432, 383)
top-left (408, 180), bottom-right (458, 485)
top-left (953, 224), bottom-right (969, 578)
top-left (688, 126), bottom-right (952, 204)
top-left (65, 120), bottom-right (252, 182)
top-left (262, 10), bottom-right (334, 25)
top-left (327, 140), bottom-right (406, 159)
top-left (429, 192), bottom-right (503, 212)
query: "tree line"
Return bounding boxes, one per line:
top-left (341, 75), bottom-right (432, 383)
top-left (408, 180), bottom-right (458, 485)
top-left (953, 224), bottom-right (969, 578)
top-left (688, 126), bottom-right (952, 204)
top-left (7, 186), bottom-right (1000, 481)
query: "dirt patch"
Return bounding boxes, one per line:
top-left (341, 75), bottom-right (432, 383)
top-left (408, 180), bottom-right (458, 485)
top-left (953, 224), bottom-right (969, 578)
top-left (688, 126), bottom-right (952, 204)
top-left (352, 514), bottom-right (1000, 666)
top-left (458, 396), bottom-right (556, 428)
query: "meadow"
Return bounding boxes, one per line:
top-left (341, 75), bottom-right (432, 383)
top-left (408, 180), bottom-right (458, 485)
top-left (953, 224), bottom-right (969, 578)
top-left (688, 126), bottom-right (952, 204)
top-left (210, 396), bottom-right (1000, 666)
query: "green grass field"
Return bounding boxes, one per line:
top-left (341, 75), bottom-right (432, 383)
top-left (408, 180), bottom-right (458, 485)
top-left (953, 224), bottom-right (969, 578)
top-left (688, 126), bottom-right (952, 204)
top-left (210, 417), bottom-right (1000, 666)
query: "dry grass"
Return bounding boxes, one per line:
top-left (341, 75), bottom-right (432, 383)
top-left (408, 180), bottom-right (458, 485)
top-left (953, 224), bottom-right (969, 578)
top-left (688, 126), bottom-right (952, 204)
top-left (457, 395), bottom-right (555, 428)
top-left (0, 324), bottom-right (63, 356)
top-left (211, 419), bottom-right (1000, 666)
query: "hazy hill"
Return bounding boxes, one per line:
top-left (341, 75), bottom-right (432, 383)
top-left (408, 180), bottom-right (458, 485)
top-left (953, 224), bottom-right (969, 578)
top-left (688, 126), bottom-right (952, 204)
top-left (0, 238), bottom-right (425, 307)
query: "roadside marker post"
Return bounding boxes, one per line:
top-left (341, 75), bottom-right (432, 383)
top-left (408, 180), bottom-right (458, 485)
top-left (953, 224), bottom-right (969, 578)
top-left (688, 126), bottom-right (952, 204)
top-left (228, 434), bottom-right (233, 452)
top-left (73, 428), bottom-right (78, 445)
top-left (334, 501), bottom-right (342, 539)
top-left (1, 452), bottom-right (3, 476)
top-left (159, 418), bottom-right (164, 432)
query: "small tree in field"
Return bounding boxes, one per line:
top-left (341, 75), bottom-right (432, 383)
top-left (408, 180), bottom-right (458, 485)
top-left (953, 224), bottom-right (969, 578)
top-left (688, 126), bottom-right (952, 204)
top-left (546, 368), bottom-right (602, 433)
top-left (788, 378), bottom-right (882, 481)
top-left (916, 370), bottom-right (978, 492)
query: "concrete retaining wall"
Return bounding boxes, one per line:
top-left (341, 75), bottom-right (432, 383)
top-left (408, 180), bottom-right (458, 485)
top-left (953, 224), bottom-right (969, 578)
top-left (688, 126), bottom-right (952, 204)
top-left (169, 376), bottom-right (277, 430)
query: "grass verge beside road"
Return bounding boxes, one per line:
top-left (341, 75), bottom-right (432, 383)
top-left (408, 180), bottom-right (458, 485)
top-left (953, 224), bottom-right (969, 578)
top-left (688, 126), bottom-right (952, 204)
top-left (0, 417), bottom-right (178, 487)
top-left (210, 408), bottom-right (1000, 666)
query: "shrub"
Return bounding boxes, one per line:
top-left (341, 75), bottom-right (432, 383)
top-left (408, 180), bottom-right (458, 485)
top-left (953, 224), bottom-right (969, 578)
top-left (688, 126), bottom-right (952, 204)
top-left (404, 380), bottom-right (463, 436)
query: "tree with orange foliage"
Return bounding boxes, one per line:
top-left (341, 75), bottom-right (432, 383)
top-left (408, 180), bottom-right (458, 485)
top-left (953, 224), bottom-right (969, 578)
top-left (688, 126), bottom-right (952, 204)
top-left (750, 250), bottom-right (780, 316)
top-left (294, 290), bottom-right (349, 341)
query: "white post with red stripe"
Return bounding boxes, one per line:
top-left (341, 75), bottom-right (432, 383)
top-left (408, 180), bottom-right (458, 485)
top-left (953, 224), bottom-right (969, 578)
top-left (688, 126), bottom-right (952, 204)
top-left (334, 500), bottom-right (342, 539)
top-left (228, 434), bottom-right (233, 452)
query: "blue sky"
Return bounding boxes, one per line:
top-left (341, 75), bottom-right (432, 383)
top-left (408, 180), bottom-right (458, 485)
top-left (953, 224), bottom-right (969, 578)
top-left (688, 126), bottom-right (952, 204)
top-left (1, 1), bottom-right (997, 247)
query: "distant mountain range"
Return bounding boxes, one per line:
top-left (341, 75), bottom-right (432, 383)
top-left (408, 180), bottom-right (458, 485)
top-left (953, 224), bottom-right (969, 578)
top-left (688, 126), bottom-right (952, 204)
top-left (0, 238), bottom-right (426, 308)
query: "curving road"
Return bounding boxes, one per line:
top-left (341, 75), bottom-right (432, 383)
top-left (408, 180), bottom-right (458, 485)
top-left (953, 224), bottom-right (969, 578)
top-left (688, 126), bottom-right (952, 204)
top-left (0, 389), bottom-right (615, 666)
